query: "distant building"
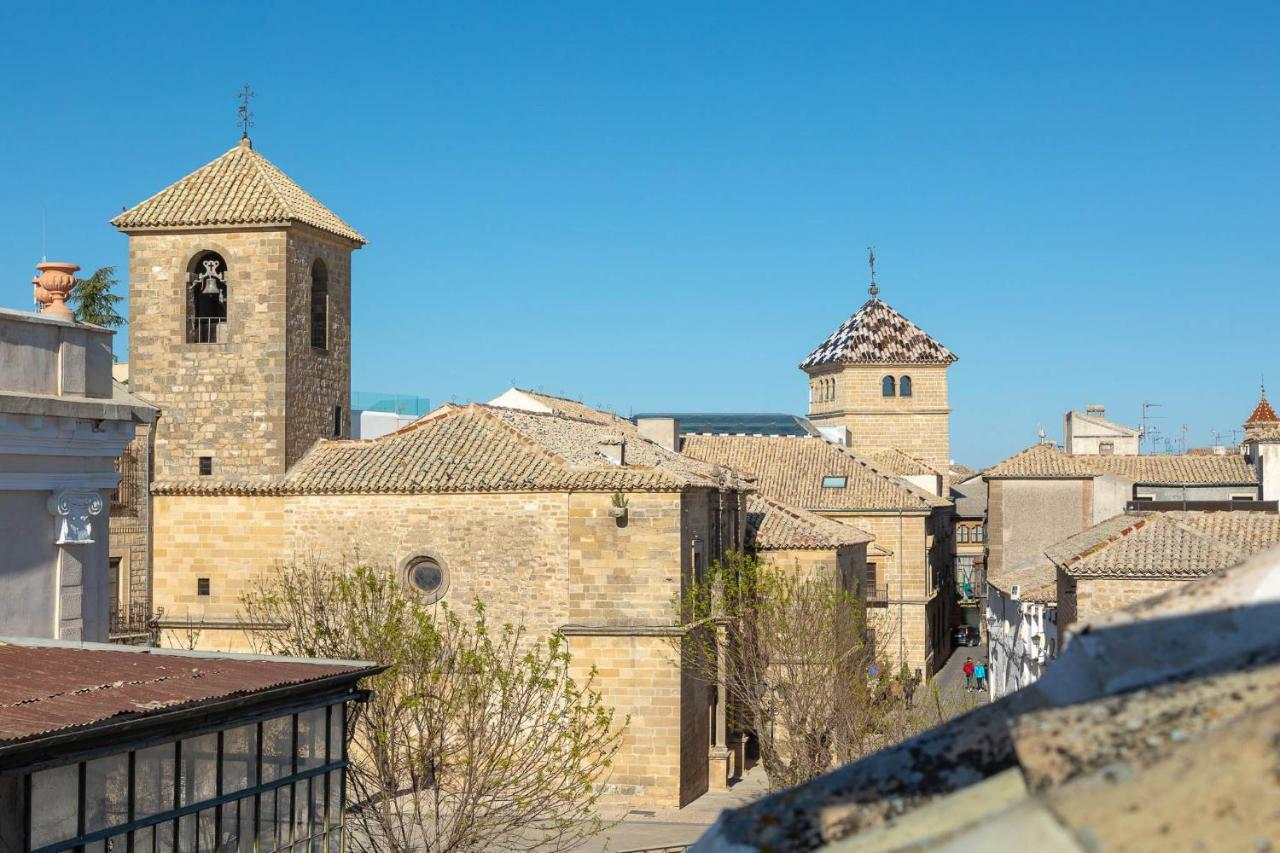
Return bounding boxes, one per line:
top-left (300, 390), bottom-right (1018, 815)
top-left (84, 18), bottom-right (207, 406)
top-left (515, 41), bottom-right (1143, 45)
top-left (1242, 388), bottom-right (1280, 502)
top-left (1047, 509), bottom-right (1280, 645)
top-left (1063, 405), bottom-right (1140, 455)
top-left (0, 295), bottom-right (154, 643)
top-left (951, 476), bottom-right (987, 629)
top-left (983, 443), bottom-right (1259, 579)
top-left (985, 553), bottom-right (1056, 700)
top-left (681, 433), bottom-right (954, 676)
top-left (633, 411), bottom-right (820, 440)
top-left (350, 391), bottom-right (431, 439)
top-left (800, 273), bottom-right (957, 488)
top-left (0, 638), bottom-right (376, 850)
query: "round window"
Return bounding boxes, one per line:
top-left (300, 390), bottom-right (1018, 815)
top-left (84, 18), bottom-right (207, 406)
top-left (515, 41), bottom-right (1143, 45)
top-left (401, 555), bottom-right (450, 602)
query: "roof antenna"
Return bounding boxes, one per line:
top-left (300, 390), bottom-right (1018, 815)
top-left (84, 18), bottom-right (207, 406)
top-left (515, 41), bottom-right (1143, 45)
top-left (867, 246), bottom-right (878, 298)
top-left (41, 206), bottom-right (47, 262)
top-left (237, 84), bottom-right (255, 145)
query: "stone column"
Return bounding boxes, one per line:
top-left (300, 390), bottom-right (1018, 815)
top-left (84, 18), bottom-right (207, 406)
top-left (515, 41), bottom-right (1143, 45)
top-left (708, 619), bottom-right (732, 789)
top-left (48, 489), bottom-right (104, 641)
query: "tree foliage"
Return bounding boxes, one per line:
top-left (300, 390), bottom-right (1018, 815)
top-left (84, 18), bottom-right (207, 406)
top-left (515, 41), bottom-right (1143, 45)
top-left (69, 266), bottom-right (126, 328)
top-left (677, 551), bottom-right (977, 791)
top-left (241, 560), bottom-right (624, 853)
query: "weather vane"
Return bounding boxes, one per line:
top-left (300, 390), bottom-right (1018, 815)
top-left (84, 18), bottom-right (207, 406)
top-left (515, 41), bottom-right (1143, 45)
top-left (867, 246), bottom-right (878, 298)
top-left (237, 84), bottom-right (255, 139)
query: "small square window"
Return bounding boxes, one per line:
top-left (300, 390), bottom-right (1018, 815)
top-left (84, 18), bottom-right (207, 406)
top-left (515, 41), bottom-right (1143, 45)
top-left (197, 578), bottom-right (210, 596)
top-left (821, 476), bottom-right (847, 488)
top-left (198, 457), bottom-right (213, 476)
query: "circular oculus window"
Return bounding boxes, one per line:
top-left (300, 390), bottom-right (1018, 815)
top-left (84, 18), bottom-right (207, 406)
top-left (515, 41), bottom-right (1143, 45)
top-left (402, 555), bottom-right (450, 602)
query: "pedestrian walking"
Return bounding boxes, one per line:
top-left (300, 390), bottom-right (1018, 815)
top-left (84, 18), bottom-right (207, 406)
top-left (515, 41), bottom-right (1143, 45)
top-left (962, 657), bottom-right (974, 690)
top-left (974, 660), bottom-right (987, 692)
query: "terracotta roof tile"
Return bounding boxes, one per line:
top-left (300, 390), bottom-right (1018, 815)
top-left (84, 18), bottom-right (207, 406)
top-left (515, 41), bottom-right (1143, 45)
top-left (984, 443), bottom-right (1256, 485)
top-left (747, 494), bottom-right (874, 551)
top-left (865, 447), bottom-right (942, 477)
top-left (1046, 511), bottom-right (1280, 578)
top-left (799, 297), bottom-right (956, 369)
top-left (987, 554), bottom-right (1057, 603)
top-left (681, 434), bottom-right (944, 513)
top-left (154, 404), bottom-right (736, 496)
top-left (111, 141), bottom-right (365, 244)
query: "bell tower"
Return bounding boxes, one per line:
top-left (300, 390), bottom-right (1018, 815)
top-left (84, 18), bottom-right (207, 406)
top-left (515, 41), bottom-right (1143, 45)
top-left (113, 137), bottom-right (365, 481)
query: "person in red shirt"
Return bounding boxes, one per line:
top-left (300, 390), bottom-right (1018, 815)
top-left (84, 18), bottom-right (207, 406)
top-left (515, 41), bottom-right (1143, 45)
top-left (962, 657), bottom-right (975, 690)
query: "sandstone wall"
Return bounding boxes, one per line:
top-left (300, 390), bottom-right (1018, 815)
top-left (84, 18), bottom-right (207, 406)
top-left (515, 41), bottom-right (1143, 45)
top-left (1071, 575), bottom-right (1189, 626)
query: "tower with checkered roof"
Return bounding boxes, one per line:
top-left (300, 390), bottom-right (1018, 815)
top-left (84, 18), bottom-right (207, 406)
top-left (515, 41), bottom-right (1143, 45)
top-left (801, 259), bottom-right (956, 479)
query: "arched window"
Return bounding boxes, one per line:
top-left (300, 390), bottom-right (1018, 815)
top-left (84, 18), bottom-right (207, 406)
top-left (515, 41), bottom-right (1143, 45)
top-left (899, 375), bottom-right (913, 397)
top-left (881, 375), bottom-right (896, 397)
top-left (187, 251), bottom-right (228, 343)
top-left (310, 259), bottom-right (328, 350)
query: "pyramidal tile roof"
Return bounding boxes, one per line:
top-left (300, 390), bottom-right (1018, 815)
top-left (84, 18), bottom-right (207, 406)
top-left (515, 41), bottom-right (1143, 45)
top-left (111, 139), bottom-right (365, 245)
top-left (1245, 392), bottom-right (1279, 426)
top-left (799, 297), bottom-right (956, 370)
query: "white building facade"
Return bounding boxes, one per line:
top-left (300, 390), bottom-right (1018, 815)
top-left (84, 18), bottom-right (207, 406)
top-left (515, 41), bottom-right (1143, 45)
top-left (985, 556), bottom-right (1057, 700)
top-left (0, 290), bottom-right (153, 642)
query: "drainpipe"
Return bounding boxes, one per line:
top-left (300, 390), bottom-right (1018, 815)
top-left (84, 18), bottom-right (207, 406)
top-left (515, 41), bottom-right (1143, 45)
top-left (899, 508), bottom-right (905, 669)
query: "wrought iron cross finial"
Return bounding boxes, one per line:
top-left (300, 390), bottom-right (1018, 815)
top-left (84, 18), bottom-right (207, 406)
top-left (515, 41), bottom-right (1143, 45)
top-left (867, 246), bottom-right (878, 298)
top-left (237, 84), bottom-right (255, 139)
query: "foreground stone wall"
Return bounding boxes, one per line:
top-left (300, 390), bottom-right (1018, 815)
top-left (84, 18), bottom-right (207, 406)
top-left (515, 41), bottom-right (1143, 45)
top-left (1070, 575), bottom-right (1189, 627)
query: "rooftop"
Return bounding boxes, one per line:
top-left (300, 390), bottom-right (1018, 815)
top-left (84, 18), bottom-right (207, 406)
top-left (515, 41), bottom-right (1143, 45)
top-left (864, 447), bottom-right (942, 478)
top-left (693, 543), bottom-right (1280, 851)
top-left (747, 494), bottom-right (874, 551)
top-left (154, 403), bottom-right (741, 496)
top-left (986, 553), bottom-right (1056, 603)
top-left (799, 296), bottom-right (956, 370)
top-left (0, 638), bottom-right (375, 750)
top-left (681, 434), bottom-right (947, 513)
top-left (950, 476), bottom-right (987, 519)
top-left (1045, 509), bottom-right (1280, 579)
top-left (634, 412), bottom-right (817, 438)
top-left (111, 138), bottom-right (365, 245)
top-left (984, 442), bottom-right (1257, 485)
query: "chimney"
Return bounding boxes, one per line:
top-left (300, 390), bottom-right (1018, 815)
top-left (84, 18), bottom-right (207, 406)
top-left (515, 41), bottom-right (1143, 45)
top-left (637, 417), bottom-right (679, 451)
top-left (1086, 405), bottom-right (1106, 418)
top-left (599, 437), bottom-right (626, 466)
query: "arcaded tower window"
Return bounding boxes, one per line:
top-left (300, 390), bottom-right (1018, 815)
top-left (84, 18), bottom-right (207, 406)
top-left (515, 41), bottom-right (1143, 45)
top-left (899, 375), bottom-right (913, 397)
top-left (187, 251), bottom-right (228, 343)
top-left (311, 259), bottom-right (328, 350)
top-left (881, 375), bottom-right (896, 397)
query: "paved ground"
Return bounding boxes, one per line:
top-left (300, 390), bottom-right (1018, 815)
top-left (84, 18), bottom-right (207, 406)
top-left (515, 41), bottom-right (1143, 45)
top-left (580, 765), bottom-right (770, 852)
top-left (933, 641), bottom-right (989, 700)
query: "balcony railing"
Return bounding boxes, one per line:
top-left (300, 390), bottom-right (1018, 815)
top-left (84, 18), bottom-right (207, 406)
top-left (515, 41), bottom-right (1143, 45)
top-left (109, 601), bottom-right (158, 644)
top-left (188, 316), bottom-right (227, 344)
top-left (864, 585), bottom-right (890, 604)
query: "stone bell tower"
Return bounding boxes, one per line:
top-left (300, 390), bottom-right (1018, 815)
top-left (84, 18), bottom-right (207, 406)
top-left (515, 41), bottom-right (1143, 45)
top-left (113, 136), bottom-right (366, 481)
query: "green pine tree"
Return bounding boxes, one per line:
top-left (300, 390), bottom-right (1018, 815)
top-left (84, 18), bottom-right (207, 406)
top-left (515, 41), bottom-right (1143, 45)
top-left (69, 266), bottom-right (126, 328)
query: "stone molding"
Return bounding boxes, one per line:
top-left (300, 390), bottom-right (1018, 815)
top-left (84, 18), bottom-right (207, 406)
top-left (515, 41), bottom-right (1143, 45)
top-left (48, 488), bottom-right (105, 545)
top-left (0, 473), bottom-right (121, 490)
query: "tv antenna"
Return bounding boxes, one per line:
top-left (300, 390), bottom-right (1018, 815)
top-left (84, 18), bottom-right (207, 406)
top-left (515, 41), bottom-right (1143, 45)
top-left (1140, 401), bottom-right (1163, 452)
top-left (237, 84), bottom-right (255, 139)
top-left (1180, 423), bottom-right (1191, 454)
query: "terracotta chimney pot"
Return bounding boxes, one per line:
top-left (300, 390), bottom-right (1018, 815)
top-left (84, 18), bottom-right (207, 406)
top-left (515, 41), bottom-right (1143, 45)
top-left (33, 261), bottom-right (80, 320)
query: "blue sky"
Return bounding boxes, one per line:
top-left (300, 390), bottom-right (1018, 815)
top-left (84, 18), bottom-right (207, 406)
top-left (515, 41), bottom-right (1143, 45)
top-left (1, 2), bottom-right (1277, 466)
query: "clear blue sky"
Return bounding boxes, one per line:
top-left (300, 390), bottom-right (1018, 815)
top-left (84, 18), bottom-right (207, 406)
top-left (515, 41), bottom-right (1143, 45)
top-left (2, 2), bottom-right (1277, 467)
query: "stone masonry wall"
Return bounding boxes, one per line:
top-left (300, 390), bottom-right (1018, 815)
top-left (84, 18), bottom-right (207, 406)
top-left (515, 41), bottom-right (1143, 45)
top-left (808, 364), bottom-right (950, 477)
top-left (285, 228), bottom-right (354, 465)
top-left (1072, 576), bottom-right (1189, 627)
top-left (127, 229), bottom-right (289, 480)
top-left (822, 512), bottom-right (938, 675)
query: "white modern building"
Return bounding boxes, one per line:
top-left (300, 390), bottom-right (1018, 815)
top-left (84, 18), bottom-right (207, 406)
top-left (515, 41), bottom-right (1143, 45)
top-left (984, 553), bottom-right (1057, 700)
top-left (1063, 405), bottom-right (1141, 455)
top-left (0, 280), bottom-right (154, 642)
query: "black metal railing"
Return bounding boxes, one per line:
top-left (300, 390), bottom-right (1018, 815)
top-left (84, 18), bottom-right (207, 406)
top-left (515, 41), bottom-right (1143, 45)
top-left (109, 601), bottom-right (158, 644)
top-left (110, 445), bottom-right (144, 516)
top-left (864, 584), bottom-right (890, 604)
top-left (187, 316), bottom-right (227, 344)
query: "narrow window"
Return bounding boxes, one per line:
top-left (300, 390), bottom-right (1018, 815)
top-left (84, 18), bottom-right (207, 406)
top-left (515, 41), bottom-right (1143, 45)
top-left (899, 375), bottom-right (913, 397)
top-left (881, 375), bottom-right (896, 397)
top-left (974, 524), bottom-right (985, 543)
top-left (199, 456), bottom-right (213, 476)
top-left (1099, 440), bottom-right (1114, 455)
top-left (197, 577), bottom-right (211, 596)
top-left (333, 405), bottom-right (343, 438)
top-left (187, 251), bottom-right (228, 343)
top-left (958, 525), bottom-right (969, 543)
top-left (310, 259), bottom-right (329, 350)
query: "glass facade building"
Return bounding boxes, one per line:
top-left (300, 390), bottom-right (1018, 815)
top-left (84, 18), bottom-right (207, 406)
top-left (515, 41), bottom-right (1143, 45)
top-left (22, 701), bottom-right (349, 852)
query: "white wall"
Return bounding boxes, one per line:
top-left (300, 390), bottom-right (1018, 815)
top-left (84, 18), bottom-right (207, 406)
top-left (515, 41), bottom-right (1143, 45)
top-left (986, 587), bottom-right (1057, 700)
top-left (352, 409), bottom-right (418, 440)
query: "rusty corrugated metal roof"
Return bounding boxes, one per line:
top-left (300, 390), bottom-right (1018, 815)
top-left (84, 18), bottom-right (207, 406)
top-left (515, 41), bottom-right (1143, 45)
top-left (0, 642), bottom-right (374, 745)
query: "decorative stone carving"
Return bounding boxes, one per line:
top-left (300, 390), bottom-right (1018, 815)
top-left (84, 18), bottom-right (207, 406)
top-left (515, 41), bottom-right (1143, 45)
top-left (47, 488), bottom-right (104, 544)
top-left (33, 261), bottom-right (80, 320)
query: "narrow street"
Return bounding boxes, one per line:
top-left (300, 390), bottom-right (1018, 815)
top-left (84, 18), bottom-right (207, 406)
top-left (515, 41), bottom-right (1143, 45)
top-left (932, 640), bottom-right (989, 702)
